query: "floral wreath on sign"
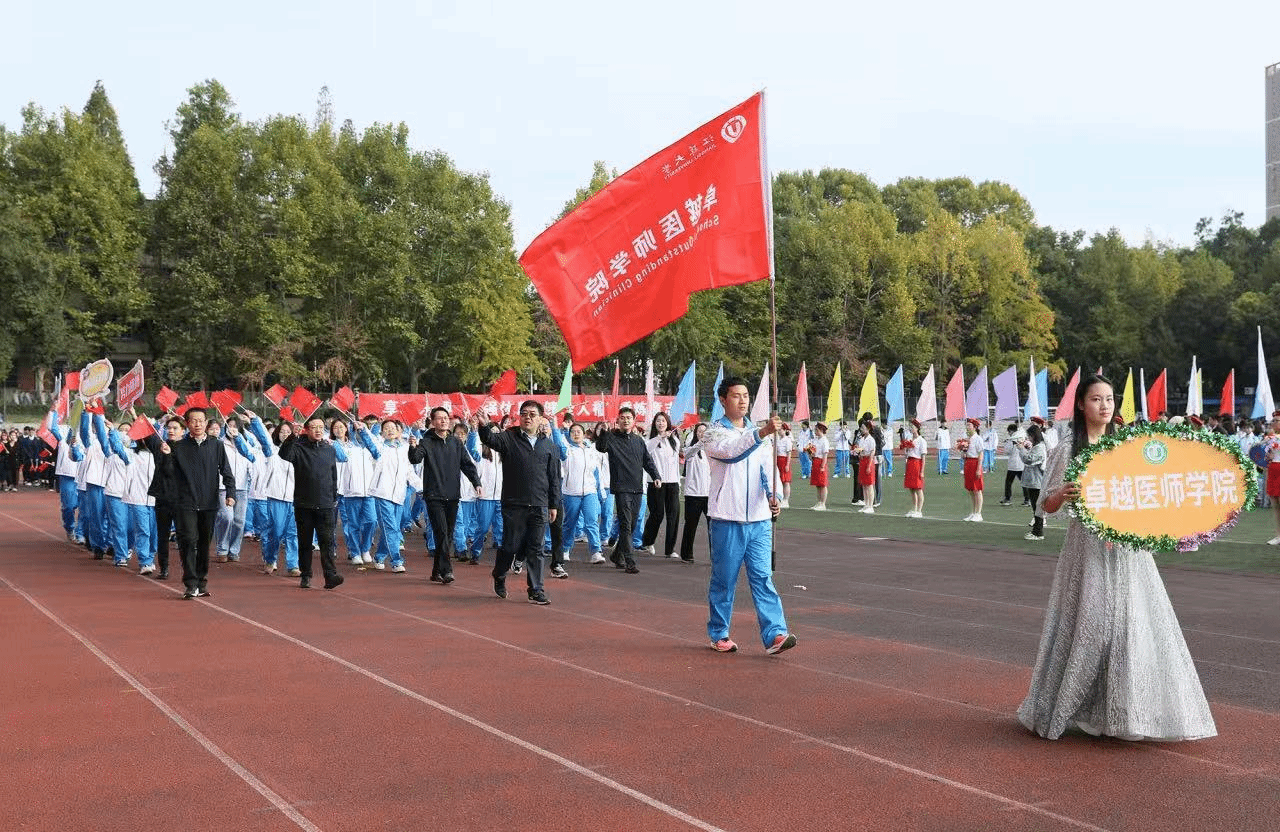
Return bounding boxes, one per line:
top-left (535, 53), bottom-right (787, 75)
top-left (1062, 420), bottom-right (1259, 553)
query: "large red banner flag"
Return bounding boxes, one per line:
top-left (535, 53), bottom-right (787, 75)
top-left (1220, 369), bottom-right (1235, 416)
top-left (520, 92), bottom-right (773, 369)
top-left (1146, 369), bottom-right (1167, 418)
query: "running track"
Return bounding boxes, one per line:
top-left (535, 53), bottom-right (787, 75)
top-left (2, 489), bottom-right (1277, 831)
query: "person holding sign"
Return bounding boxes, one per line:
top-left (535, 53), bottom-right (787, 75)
top-left (1017, 374), bottom-right (1216, 741)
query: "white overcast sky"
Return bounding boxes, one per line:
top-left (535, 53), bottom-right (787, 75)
top-left (4, 0), bottom-right (1278, 251)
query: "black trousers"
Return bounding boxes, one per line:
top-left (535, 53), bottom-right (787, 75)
top-left (295, 505), bottom-right (339, 581)
top-left (493, 504), bottom-right (546, 594)
top-left (155, 501), bottom-right (178, 573)
top-left (612, 491), bottom-right (642, 566)
top-left (642, 482), bottom-right (681, 555)
top-left (1028, 489), bottom-right (1044, 535)
top-left (678, 495), bottom-right (708, 561)
top-left (177, 508), bottom-right (217, 591)
top-left (425, 499), bottom-right (459, 578)
top-left (1003, 470), bottom-right (1023, 502)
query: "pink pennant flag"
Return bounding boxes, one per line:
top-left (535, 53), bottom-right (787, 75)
top-left (793, 363), bottom-right (810, 422)
top-left (1055, 367), bottom-right (1081, 422)
top-left (943, 366), bottom-right (966, 422)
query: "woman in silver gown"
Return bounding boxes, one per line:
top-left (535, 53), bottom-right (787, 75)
top-left (1017, 375), bottom-right (1217, 741)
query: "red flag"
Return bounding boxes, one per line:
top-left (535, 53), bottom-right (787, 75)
top-left (185, 390), bottom-right (210, 410)
top-left (209, 389), bottom-right (242, 418)
top-left (264, 384), bottom-right (289, 407)
top-left (1146, 369), bottom-right (1167, 418)
top-left (55, 388), bottom-right (69, 422)
top-left (488, 371), bottom-right (518, 399)
top-left (943, 366), bottom-right (966, 422)
top-left (611, 360), bottom-right (620, 398)
top-left (520, 93), bottom-right (772, 369)
top-left (127, 418), bottom-right (156, 441)
top-left (174, 403), bottom-right (190, 418)
top-left (1055, 368), bottom-right (1082, 422)
top-left (793, 362), bottom-right (810, 422)
top-left (330, 385), bottom-right (356, 414)
top-left (64, 371), bottom-right (80, 392)
top-left (358, 394), bottom-right (423, 422)
top-left (84, 398), bottom-right (106, 416)
top-left (278, 406), bottom-right (296, 423)
top-left (37, 413), bottom-right (58, 449)
top-left (155, 386), bottom-right (179, 413)
top-left (1220, 370), bottom-right (1235, 416)
top-left (398, 397), bottom-right (426, 426)
top-left (289, 386), bottom-right (323, 421)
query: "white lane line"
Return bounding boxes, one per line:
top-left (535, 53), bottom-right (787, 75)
top-left (0, 575), bottom-right (322, 832)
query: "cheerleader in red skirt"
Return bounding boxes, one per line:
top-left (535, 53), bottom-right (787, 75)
top-left (901, 419), bottom-right (926, 517)
top-left (854, 421), bottom-right (877, 514)
top-left (1266, 411), bottom-right (1280, 545)
top-left (961, 417), bottom-right (984, 522)
top-left (774, 425), bottom-right (793, 508)
top-left (809, 423), bottom-right (830, 510)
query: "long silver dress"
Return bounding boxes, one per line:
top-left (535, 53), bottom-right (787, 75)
top-left (1016, 440), bottom-right (1218, 741)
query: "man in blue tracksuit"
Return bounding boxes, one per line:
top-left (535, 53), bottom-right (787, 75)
top-left (700, 376), bottom-right (797, 656)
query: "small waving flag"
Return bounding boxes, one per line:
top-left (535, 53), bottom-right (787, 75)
top-left (289, 387), bottom-right (323, 421)
top-left (264, 384), bottom-right (289, 407)
top-left (278, 406), bottom-right (296, 423)
top-left (155, 386), bottom-right (179, 413)
top-left (185, 390), bottom-right (210, 411)
top-left (128, 418), bottom-right (156, 441)
top-left (210, 389), bottom-right (242, 418)
top-left (329, 385), bottom-right (356, 415)
top-left (488, 371), bottom-right (518, 399)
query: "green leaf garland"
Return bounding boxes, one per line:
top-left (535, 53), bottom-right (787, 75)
top-left (1061, 421), bottom-right (1260, 553)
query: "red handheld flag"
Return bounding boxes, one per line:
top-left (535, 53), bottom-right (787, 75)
top-left (488, 371), bottom-right (518, 399)
top-left (155, 386), bottom-right (179, 413)
top-left (55, 388), bottom-right (69, 422)
top-left (174, 403), bottom-right (190, 418)
top-left (264, 384), bottom-right (289, 407)
top-left (330, 385), bottom-right (356, 414)
top-left (278, 406), bottom-right (296, 423)
top-left (185, 390), bottom-right (210, 410)
top-left (520, 92), bottom-right (773, 369)
top-left (398, 397), bottom-right (426, 426)
top-left (128, 418), bottom-right (156, 441)
top-left (37, 413), bottom-right (58, 449)
top-left (209, 389), bottom-right (242, 418)
top-left (289, 386), bottom-right (323, 421)
top-left (1220, 369), bottom-right (1235, 416)
top-left (65, 372), bottom-right (80, 392)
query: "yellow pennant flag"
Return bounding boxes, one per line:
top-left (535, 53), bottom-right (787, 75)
top-left (825, 364), bottom-right (843, 423)
top-left (858, 363), bottom-right (879, 421)
top-left (1120, 368), bottom-right (1136, 423)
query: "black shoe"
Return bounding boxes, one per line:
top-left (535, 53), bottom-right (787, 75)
top-left (624, 563), bottom-right (640, 574)
top-left (182, 587), bottom-right (198, 599)
top-left (528, 590), bottom-right (550, 605)
top-left (324, 574), bottom-right (345, 590)
top-left (92, 549), bottom-right (105, 560)
top-left (195, 588), bottom-right (210, 598)
top-left (680, 556), bottom-right (695, 563)
top-left (430, 573), bottom-right (444, 583)
top-left (441, 573), bottom-right (455, 584)
top-left (300, 577), bottom-right (312, 589)
top-left (493, 576), bottom-right (507, 599)
top-left (154, 570), bottom-right (168, 580)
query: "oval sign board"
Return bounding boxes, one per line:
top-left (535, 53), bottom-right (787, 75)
top-left (79, 359), bottom-right (115, 400)
top-left (1071, 426), bottom-right (1254, 551)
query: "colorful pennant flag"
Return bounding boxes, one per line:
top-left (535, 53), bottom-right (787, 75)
top-left (289, 386), bottom-right (323, 421)
top-left (750, 362), bottom-right (771, 423)
top-left (1252, 328), bottom-right (1274, 419)
top-left (858, 363), bottom-right (879, 421)
top-left (944, 366), bottom-right (966, 422)
top-left (127, 417), bottom-right (156, 441)
top-left (824, 364), bottom-right (843, 423)
top-left (555, 361), bottom-right (574, 414)
top-left (210, 389), bottom-right (243, 418)
top-left (915, 365), bottom-right (938, 422)
top-left (1120, 369), bottom-right (1136, 424)
top-left (992, 365), bottom-right (1019, 420)
top-left (185, 390), bottom-right (210, 410)
top-left (669, 360), bottom-right (699, 428)
top-left (155, 386), bottom-right (179, 413)
top-left (1055, 367), bottom-right (1081, 422)
top-left (1220, 369), bottom-right (1235, 416)
top-left (264, 384), bottom-right (289, 407)
top-left (709, 361), bottom-right (725, 422)
top-left (488, 371), bottom-right (518, 399)
top-left (884, 365), bottom-right (905, 423)
top-left (965, 366), bottom-right (989, 421)
top-left (1147, 369), bottom-right (1167, 418)
top-left (793, 362), bottom-right (810, 422)
top-left (329, 386), bottom-right (356, 415)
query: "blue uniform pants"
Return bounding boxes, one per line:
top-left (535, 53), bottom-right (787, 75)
top-left (707, 518), bottom-right (789, 648)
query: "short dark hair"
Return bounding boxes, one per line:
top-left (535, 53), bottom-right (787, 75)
top-left (362, 413), bottom-right (379, 422)
top-left (718, 376), bottom-right (750, 399)
top-left (304, 415), bottom-right (326, 428)
top-left (184, 407), bottom-right (208, 421)
top-left (165, 417), bottom-right (184, 429)
top-left (381, 418), bottom-right (401, 431)
top-left (618, 406), bottom-right (634, 417)
top-left (519, 400), bottom-right (544, 416)
top-left (429, 406), bottom-right (450, 420)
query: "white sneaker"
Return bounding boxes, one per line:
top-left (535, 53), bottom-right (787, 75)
top-left (348, 557), bottom-right (362, 566)
top-left (374, 562), bottom-right (386, 570)
top-left (859, 506), bottom-right (874, 514)
top-left (970, 515), bottom-right (983, 523)
top-left (962, 514), bottom-right (974, 522)
top-left (391, 564), bottom-right (406, 573)
top-left (668, 552), bottom-right (681, 558)
top-left (1268, 537), bottom-right (1280, 546)
top-left (643, 545), bottom-right (655, 555)
top-left (851, 500), bottom-right (865, 507)
top-left (779, 500), bottom-right (789, 508)
top-left (361, 552), bottom-right (373, 563)
top-left (1024, 532), bottom-right (1044, 540)
top-left (263, 563), bottom-right (277, 574)
top-left (139, 564), bottom-right (156, 575)
top-left (589, 552), bottom-right (607, 564)
top-left (811, 504), bottom-right (827, 511)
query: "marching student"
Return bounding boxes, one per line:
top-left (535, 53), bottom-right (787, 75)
top-left (102, 418), bottom-right (135, 567)
top-left (78, 407), bottom-right (110, 559)
top-left (679, 422), bottom-right (711, 562)
top-left (796, 420), bottom-right (813, 479)
top-left (901, 419), bottom-right (926, 517)
top-left (556, 421), bottom-right (605, 569)
top-left (701, 376), bottom-right (796, 655)
top-left (961, 418), bottom-right (984, 522)
top-left (642, 412), bottom-right (683, 559)
top-left (592, 421), bottom-right (615, 551)
top-left (467, 440), bottom-right (504, 563)
top-left (982, 419), bottom-right (999, 473)
top-left (453, 422), bottom-right (480, 566)
top-left (1000, 423), bottom-right (1026, 506)
top-left (1019, 424), bottom-right (1048, 540)
top-left (880, 418), bottom-right (894, 478)
top-left (49, 407), bottom-right (84, 543)
top-left (853, 421), bottom-right (876, 514)
top-left (214, 416), bottom-right (256, 563)
top-left (360, 418), bottom-right (414, 572)
top-left (808, 422), bottom-right (830, 511)
top-left (119, 422), bottom-right (157, 575)
top-left (332, 418), bottom-right (376, 565)
top-left (247, 417), bottom-right (301, 577)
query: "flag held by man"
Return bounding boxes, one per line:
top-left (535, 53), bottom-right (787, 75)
top-left (520, 93), bottom-right (774, 369)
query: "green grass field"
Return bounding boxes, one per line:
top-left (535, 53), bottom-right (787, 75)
top-left (775, 459), bottom-right (1280, 575)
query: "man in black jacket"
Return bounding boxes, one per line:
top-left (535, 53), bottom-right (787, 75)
top-left (408, 407), bottom-right (481, 584)
top-left (168, 408), bottom-right (236, 599)
top-left (595, 407), bottom-right (660, 574)
top-left (277, 414), bottom-right (346, 590)
top-left (477, 401), bottom-right (560, 605)
top-left (143, 416), bottom-right (187, 580)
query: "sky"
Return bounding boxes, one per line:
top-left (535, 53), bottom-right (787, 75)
top-left (3, 0), bottom-right (1278, 251)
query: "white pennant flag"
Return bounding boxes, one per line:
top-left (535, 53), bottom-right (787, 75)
top-left (750, 361), bottom-right (771, 422)
top-left (915, 365), bottom-right (938, 421)
top-left (1253, 327), bottom-right (1275, 419)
